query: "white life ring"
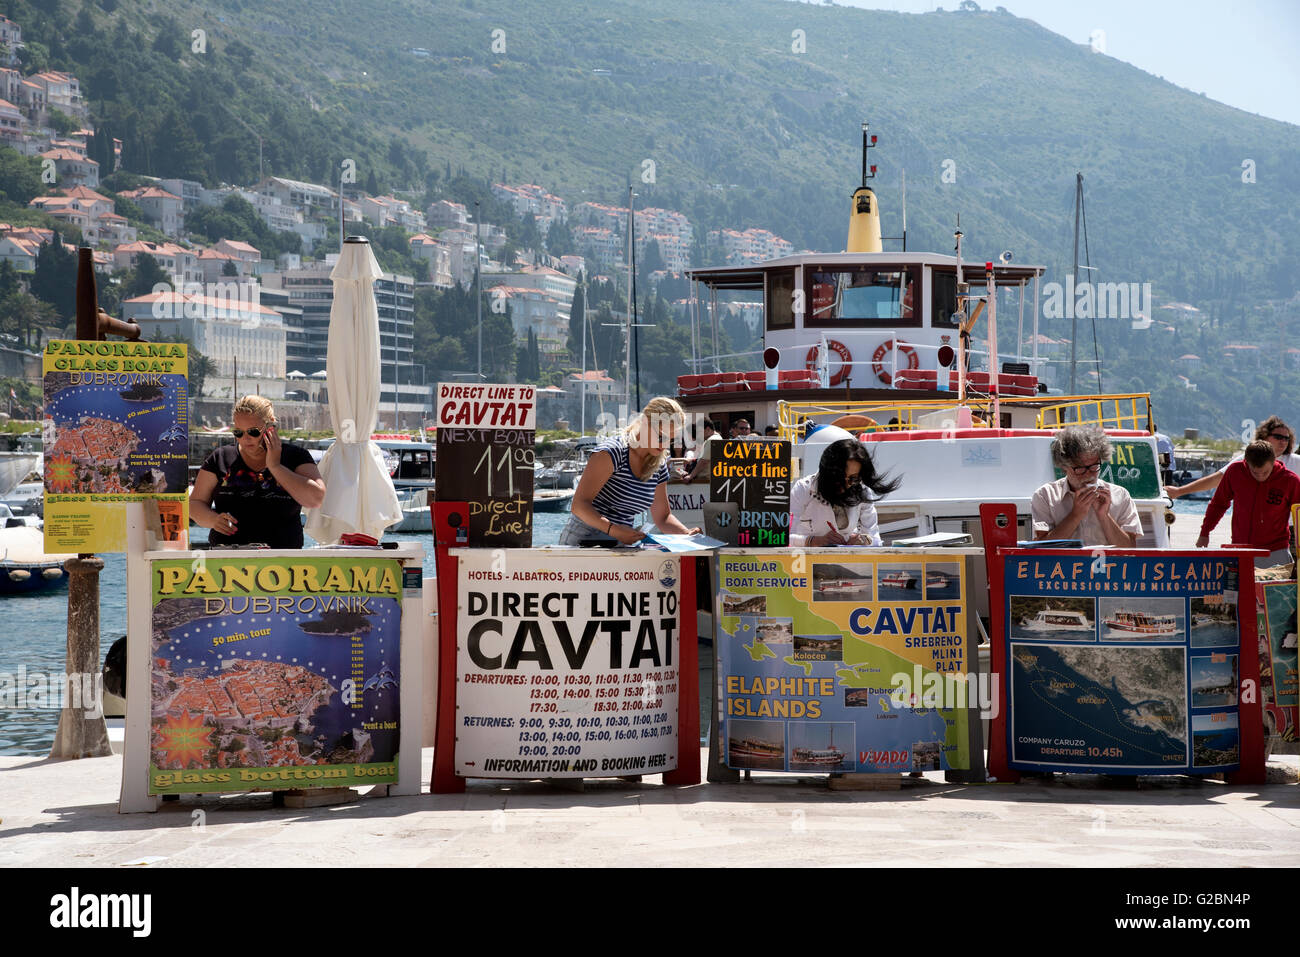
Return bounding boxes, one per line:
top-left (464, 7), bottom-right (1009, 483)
top-left (805, 339), bottom-right (853, 386)
top-left (871, 340), bottom-right (919, 385)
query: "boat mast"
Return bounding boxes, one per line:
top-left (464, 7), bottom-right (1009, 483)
top-left (1070, 172), bottom-right (1081, 395)
top-left (986, 261), bottom-right (999, 426)
top-left (625, 186), bottom-right (634, 413)
top-left (579, 272), bottom-right (587, 434)
top-left (954, 223), bottom-right (965, 402)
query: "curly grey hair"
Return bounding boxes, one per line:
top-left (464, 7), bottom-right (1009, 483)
top-left (1050, 425), bottom-right (1112, 469)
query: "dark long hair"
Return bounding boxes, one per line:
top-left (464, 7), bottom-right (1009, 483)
top-left (815, 439), bottom-right (900, 506)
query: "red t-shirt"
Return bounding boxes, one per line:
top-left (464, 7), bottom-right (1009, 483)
top-left (1200, 460), bottom-right (1300, 552)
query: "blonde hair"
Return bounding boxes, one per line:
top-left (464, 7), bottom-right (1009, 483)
top-left (233, 394), bottom-right (276, 425)
top-left (623, 396), bottom-right (684, 478)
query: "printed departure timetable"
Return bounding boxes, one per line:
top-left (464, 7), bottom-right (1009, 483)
top-left (454, 551), bottom-right (682, 778)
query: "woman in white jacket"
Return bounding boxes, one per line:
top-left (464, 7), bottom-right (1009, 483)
top-left (789, 438), bottom-right (900, 546)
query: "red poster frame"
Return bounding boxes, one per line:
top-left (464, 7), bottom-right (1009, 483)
top-left (431, 501), bottom-right (700, 793)
top-left (980, 503), bottom-right (1265, 785)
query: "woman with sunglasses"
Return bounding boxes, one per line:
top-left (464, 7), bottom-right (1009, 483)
top-left (560, 395), bottom-right (699, 545)
top-left (1032, 425), bottom-right (1141, 547)
top-left (790, 438), bottom-right (900, 546)
top-left (190, 395), bottom-right (326, 548)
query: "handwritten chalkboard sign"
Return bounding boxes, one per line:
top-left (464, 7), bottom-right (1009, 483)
top-left (435, 383), bottom-right (536, 547)
top-left (709, 439), bottom-right (791, 546)
top-left (1052, 439), bottom-right (1160, 500)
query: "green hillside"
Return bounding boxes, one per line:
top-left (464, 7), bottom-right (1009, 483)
top-left (7, 0), bottom-right (1299, 434)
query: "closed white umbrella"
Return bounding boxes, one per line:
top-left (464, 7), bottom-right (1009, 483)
top-left (304, 236), bottom-right (402, 543)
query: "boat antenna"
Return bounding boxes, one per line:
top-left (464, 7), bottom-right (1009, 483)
top-left (861, 122), bottom-right (876, 187)
top-left (901, 168), bottom-right (907, 252)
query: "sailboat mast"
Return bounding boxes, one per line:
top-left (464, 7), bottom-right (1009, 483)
top-left (580, 274), bottom-right (587, 434)
top-left (625, 187), bottom-right (634, 414)
top-left (1070, 172), bottom-right (1081, 395)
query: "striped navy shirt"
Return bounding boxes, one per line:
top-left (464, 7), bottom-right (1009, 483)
top-left (589, 436), bottom-right (669, 526)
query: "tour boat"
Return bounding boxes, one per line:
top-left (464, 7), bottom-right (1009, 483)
top-left (817, 578), bottom-right (867, 593)
top-left (1102, 610), bottom-right (1179, 637)
top-left (790, 728), bottom-right (847, 767)
top-left (790, 747), bottom-right (848, 767)
top-left (665, 124), bottom-right (1173, 627)
top-left (879, 570), bottom-right (918, 589)
top-left (728, 740), bottom-right (784, 762)
top-left (1020, 609), bottom-right (1093, 632)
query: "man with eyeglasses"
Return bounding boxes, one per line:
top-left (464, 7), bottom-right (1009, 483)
top-left (1031, 425), bottom-right (1142, 547)
top-left (730, 418), bottom-right (755, 440)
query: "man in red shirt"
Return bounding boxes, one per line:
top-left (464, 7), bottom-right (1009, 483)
top-left (1197, 441), bottom-right (1300, 568)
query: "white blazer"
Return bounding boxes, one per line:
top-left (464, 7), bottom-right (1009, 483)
top-left (788, 473), bottom-right (882, 546)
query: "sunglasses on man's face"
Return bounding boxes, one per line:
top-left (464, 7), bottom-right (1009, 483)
top-left (1269, 432), bottom-right (1290, 442)
top-left (232, 428), bottom-right (264, 439)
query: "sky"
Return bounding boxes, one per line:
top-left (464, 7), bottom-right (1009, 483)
top-left (830, 0), bottom-right (1300, 127)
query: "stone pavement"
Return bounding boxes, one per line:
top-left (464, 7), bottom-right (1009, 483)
top-left (2, 749), bottom-right (1298, 867)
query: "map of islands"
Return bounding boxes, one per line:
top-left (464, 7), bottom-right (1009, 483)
top-left (1012, 643), bottom-right (1188, 766)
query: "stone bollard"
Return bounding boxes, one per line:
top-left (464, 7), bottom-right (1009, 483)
top-left (50, 555), bottom-right (112, 758)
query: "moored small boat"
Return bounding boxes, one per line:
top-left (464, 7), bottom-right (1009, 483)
top-left (0, 524), bottom-right (75, 594)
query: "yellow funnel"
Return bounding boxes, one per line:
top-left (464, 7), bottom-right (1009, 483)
top-left (847, 186), bottom-right (882, 253)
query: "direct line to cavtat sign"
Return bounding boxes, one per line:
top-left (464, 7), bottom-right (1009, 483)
top-left (434, 382), bottom-right (537, 548)
top-left (435, 383), bottom-right (536, 429)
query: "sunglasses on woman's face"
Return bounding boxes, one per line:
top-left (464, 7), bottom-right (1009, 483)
top-left (232, 428), bottom-right (264, 439)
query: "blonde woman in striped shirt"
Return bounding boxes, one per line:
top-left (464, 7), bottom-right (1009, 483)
top-left (560, 396), bottom-right (701, 545)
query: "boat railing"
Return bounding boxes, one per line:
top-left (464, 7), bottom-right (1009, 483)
top-left (775, 392), bottom-right (1155, 442)
top-left (775, 398), bottom-right (994, 441)
top-left (1035, 394), bottom-right (1153, 433)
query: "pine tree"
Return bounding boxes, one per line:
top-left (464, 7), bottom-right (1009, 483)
top-left (567, 277), bottom-right (586, 358)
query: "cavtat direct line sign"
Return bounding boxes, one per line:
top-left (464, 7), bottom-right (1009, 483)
top-left (717, 551), bottom-right (971, 774)
top-left (455, 550), bottom-right (681, 778)
top-left (148, 555), bottom-right (403, 795)
top-left (1004, 553), bottom-right (1243, 774)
